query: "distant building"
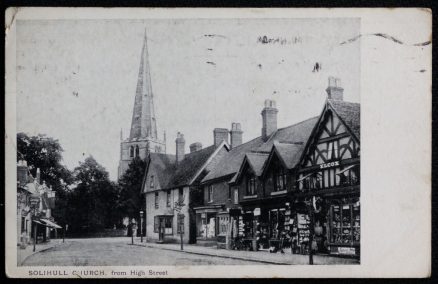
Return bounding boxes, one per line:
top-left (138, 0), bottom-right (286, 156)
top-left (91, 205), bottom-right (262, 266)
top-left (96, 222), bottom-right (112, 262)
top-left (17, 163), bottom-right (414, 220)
top-left (17, 160), bottom-right (60, 248)
top-left (118, 30), bottom-right (166, 179)
top-left (141, 132), bottom-right (229, 244)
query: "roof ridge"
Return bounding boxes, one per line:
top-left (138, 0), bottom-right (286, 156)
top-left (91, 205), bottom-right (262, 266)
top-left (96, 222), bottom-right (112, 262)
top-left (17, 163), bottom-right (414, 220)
top-left (277, 115), bottom-right (320, 131)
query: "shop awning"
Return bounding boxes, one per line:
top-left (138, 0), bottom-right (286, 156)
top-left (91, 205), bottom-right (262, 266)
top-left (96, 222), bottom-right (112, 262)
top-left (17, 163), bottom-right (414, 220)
top-left (336, 164), bottom-right (357, 175)
top-left (296, 173), bottom-right (313, 182)
top-left (40, 218), bottom-right (62, 229)
top-left (33, 220), bottom-right (44, 225)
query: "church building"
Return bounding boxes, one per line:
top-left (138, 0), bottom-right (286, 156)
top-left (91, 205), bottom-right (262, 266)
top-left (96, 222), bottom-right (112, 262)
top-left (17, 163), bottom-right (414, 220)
top-left (118, 30), bottom-right (166, 179)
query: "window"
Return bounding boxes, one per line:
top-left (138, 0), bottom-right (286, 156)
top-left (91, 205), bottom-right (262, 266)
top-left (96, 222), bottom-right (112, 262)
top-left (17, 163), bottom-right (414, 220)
top-left (330, 203), bottom-right (360, 244)
top-left (234, 188), bottom-right (239, 204)
top-left (150, 175), bottom-right (154, 189)
top-left (154, 216), bottom-right (174, 235)
top-left (274, 168), bottom-right (287, 191)
top-left (154, 192), bottom-right (159, 209)
top-left (135, 145), bottom-right (140, 157)
top-left (130, 146), bottom-right (134, 157)
top-left (166, 190), bottom-right (171, 207)
top-left (246, 175), bottom-right (256, 196)
top-left (208, 186), bottom-right (213, 203)
top-left (178, 188), bottom-right (184, 203)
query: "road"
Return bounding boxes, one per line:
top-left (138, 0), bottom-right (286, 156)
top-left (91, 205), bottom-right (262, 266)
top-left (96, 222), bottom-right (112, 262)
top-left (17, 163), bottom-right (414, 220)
top-left (22, 238), bottom-right (262, 266)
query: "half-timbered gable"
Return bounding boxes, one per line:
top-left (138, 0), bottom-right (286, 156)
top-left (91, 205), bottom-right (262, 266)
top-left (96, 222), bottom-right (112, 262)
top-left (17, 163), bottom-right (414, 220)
top-left (297, 99), bottom-right (360, 192)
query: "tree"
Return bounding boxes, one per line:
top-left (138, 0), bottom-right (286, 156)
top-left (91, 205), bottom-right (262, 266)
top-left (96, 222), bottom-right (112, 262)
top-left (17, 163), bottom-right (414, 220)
top-left (17, 133), bottom-right (74, 226)
top-left (117, 157), bottom-right (147, 222)
top-left (69, 156), bottom-right (119, 234)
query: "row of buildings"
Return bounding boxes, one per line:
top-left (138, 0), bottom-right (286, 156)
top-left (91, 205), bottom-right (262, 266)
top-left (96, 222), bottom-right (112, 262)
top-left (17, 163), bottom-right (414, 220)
top-left (17, 160), bottom-right (61, 248)
top-left (119, 31), bottom-right (360, 257)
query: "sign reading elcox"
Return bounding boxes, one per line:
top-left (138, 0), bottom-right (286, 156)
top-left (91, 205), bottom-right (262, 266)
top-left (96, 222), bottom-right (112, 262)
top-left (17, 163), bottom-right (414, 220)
top-left (319, 161), bottom-right (340, 169)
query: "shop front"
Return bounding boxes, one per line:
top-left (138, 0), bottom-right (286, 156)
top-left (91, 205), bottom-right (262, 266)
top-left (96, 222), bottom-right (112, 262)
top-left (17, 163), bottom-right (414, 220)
top-left (194, 205), bottom-right (223, 245)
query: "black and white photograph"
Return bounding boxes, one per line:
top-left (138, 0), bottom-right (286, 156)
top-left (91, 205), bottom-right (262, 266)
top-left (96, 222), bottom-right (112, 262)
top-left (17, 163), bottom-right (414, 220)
top-left (5, 8), bottom-right (431, 278)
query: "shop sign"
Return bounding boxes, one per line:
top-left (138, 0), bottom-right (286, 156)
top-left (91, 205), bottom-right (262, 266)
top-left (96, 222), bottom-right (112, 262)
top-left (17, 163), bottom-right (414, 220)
top-left (338, 247), bottom-right (356, 255)
top-left (253, 208), bottom-right (261, 216)
top-left (319, 161), bottom-right (340, 169)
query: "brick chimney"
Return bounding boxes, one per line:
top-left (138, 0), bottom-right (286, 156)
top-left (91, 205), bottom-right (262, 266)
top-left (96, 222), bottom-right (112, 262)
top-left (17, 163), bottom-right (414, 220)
top-left (189, 142), bottom-right (202, 153)
top-left (261, 99), bottom-right (278, 141)
top-left (213, 128), bottom-right (229, 147)
top-left (17, 160), bottom-right (28, 185)
top-left (326, 76), bottom-right (344, 101)
top-left (229, 123), bottom-right (243, 149)
top-left (175, 132), bottom-right (186, 163)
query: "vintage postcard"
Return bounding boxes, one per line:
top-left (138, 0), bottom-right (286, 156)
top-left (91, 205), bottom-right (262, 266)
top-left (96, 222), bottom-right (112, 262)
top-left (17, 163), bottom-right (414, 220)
top-left (5, 8), bottom-right (431, 278)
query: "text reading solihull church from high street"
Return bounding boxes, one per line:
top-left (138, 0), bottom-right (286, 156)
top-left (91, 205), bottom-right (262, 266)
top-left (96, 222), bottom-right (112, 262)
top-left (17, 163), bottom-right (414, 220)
top-left (119, 30), bottom-right (360, 260)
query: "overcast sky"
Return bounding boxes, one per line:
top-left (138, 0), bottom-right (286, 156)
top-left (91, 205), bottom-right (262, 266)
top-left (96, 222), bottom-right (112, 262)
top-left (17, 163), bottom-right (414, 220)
top-left (16, 18), bottom-right (360, 180)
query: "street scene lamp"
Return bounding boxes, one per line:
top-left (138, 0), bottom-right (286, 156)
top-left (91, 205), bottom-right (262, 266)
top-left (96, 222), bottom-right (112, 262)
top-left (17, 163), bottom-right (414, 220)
top-left (30, 194), bottom-right (40, 252)
top-left (139, 210), bottom-right (144, 243)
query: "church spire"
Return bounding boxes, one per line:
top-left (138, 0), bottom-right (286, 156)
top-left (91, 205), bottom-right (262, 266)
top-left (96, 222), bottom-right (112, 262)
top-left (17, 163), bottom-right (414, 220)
top-left (129, 29), bottom-right (158, 140)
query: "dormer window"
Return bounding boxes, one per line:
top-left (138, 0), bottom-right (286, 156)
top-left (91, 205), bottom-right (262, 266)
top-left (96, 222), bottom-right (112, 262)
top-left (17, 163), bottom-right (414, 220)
top-left (246, 175), bottom-right (256, 196)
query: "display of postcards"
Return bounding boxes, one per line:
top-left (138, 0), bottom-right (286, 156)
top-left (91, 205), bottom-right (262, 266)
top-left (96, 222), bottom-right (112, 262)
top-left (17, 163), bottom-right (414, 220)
top-left (343, 222), bottom-right (351, 227)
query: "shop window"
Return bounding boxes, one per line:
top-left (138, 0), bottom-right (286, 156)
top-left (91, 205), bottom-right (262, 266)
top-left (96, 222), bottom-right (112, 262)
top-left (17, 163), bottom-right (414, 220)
top-left (154, 216), bottom-right (173, 235)
top-left (208, 185), bottom-right (213, 203)
top-left (154, 192), bottom-right (159, 209)
top-left (166, 190), bottom-right (171, 207)
top-left (330, 203), bottom-right (360, 244)
top-left (219, 216), bottom-right (229, 235)
top-left (234, 188), bottom-right (239, 204)
top-left (246, 175), bottom-right (256, 196)
top-left (164, 217), bottom-right (173, 235)
top-left (274, 168), bottom-right (287, 191)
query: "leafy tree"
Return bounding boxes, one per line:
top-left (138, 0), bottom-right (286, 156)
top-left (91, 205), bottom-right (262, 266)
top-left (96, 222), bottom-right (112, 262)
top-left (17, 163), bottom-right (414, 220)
top-left (69, 156), bottom-right (119, 234)
top-left (117, 157), bottom-right (147, 222)
top-left (17, 133), bottom-right (73, 226)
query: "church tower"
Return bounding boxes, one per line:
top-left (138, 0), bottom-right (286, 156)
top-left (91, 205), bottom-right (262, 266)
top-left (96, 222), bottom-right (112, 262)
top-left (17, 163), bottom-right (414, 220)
top-left (118, 29), bottom-right (166, 179)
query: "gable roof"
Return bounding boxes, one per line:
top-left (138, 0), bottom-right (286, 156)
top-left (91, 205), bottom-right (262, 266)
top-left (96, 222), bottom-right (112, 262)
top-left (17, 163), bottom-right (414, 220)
top-left (202, 116), bottom-right (319, 183)
top-left (231, 152), bottom-right (269, 185)
top-left (272, 142), bottom-right (305, 169)
top-left (143, 143), bottom-right (224, 192)
top-left (146, 153), bottom-right (176, 189)
top-left (328, 99), bottom-right (360, 140)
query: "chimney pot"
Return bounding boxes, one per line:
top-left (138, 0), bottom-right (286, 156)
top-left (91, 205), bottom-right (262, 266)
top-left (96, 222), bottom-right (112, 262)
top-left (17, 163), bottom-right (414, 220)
top-left (189, 142), bottom-right (203, 153)
top-left (230, 122), bottom-right (243, 149)
top-left (213, 128), bottom-right (229, 147)
top-left (261, 99), bottom-right (278, 141)
top-left (326, 76), bottom-right (344, 101)
top-left (175, 132), bottom-right (186, 163)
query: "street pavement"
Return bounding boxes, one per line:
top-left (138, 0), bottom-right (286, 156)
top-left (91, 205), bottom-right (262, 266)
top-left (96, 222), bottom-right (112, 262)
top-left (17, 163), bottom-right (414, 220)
top-left (21, 237), bottom-right (262, 266)
top-left (22, 237), bottom-right (359, 266)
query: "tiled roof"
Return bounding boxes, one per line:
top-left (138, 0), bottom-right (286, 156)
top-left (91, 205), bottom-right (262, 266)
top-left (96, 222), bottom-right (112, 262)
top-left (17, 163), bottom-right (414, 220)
top-left (147, 145), bottom-right (218, 190)
top-left (202, 116), bottom-right (319, 183)
top-left (273, 142), bottom-right (305, 169)
top-left (168, 145), bottom-right (217, 187)
top-left (147, 153), bottom-right (176, 189)
top-left (246, 152), bottom-right (270, 176)
top-left (328, 99), bottom-right (360, 140)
